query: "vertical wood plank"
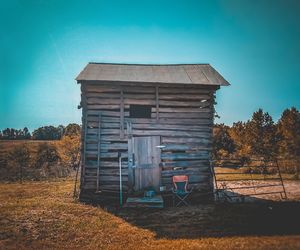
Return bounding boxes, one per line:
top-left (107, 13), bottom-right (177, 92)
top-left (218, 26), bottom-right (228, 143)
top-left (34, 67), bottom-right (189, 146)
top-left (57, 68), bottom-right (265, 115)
top-left (82, 110), bottom-right (87, 187)
top-left (127, 121), bottom-right (134, 192)
top-left (155, 86), bottom-right (159, 122)
top-left (120, 88), bottom-right (124, 138)
top-left (96, 113), bottom-right (101, 192)
top-left (81, 84), bottom-right (87, 187)
top-left (208, 91), bottom-right (215, 192)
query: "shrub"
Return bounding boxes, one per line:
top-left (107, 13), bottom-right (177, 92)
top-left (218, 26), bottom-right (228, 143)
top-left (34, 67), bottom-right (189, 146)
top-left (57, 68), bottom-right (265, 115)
top-left (58, 135), bottom-right (80, 169)
top-left (35, 143), bottom-right (60, 168)
top-left (64, 123), bottom-right (81, 137)
top-left (7, 144), bottom-right (31, 182)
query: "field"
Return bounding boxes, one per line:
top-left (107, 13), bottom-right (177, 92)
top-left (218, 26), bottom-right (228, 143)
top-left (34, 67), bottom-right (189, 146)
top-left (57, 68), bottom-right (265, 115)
top-left (0, 140), bottom-right (75, 182)
top-left (1, 140), bottom-right (300, 249)
top-left (1, 179), bottom-right (300, 249)
top-left (0, 140), bottom-right (58, 168)
top-left (0, 140), bottom-right (57, 153)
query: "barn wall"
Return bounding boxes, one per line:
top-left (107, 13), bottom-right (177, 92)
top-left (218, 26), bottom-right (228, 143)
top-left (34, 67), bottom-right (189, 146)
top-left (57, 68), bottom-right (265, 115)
top-left (79, 82), bottom-right (218, 200)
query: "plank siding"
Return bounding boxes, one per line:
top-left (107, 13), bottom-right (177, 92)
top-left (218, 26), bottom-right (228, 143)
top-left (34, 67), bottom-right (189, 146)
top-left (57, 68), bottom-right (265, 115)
top-left (80, 82), bottom-right (217, 199)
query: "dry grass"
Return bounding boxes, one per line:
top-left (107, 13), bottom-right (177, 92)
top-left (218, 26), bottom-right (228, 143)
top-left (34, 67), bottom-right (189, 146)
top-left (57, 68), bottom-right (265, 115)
top-left (1, 179), bottom-right (300, 249)
top-left (0, 140), bottom-right (58, 168)
top-left (0, 140), bottom-right (57, 154)
top-left (215, 167), bottom-right (295, 180)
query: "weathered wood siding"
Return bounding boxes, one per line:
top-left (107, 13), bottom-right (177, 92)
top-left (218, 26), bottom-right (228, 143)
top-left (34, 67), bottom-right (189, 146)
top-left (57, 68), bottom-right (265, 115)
top-left (80, 82), bottom-right (218, 195)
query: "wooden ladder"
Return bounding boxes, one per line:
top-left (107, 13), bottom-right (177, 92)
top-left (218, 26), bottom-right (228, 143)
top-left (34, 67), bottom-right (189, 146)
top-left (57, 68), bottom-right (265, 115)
top-left (83, 112), bottom-right (102, 192)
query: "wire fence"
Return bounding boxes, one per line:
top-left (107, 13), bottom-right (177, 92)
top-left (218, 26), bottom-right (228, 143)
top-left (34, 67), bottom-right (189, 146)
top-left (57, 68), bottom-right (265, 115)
top-left (210, 158), bottom-right (293, 202)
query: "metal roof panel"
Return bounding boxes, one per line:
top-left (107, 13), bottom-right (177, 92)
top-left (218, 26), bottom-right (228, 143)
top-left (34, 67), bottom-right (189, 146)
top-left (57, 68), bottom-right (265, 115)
top-left (76, 63), bottom-right (229, 86)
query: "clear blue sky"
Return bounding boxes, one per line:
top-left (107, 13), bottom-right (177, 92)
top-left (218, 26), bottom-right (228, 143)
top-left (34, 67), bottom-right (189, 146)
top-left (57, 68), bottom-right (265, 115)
top-left (1, 0), bottom-right (300, 131)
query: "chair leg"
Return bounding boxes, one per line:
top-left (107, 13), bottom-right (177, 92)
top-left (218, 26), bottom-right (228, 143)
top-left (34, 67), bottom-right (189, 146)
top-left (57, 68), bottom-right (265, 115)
top-left (174, 195), bottom-right (185, 207)
top-left (176, 194), bottom-right (191, 207)
top-left (176, 198), bottom-right (181, 207)
top-left (173, 192), bottom-right (193, 207)
top-left (177, 198), bottom-right (186, 207)
top-left (174, 195), bottom-right (182, 207)
top-left (181, 199), bottom-right (189, 207)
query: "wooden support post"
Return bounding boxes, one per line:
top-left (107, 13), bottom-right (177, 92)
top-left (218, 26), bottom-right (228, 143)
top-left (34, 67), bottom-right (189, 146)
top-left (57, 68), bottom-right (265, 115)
top-left (81, 85), bottom-right (87, 187)
top-left (155, 86), bottom-right (159, 122)
top-left (96, 113), bottom-right (101, 192)
top-left (82, 112), bottom-right (87, 186)
top-left (210, 160), bottom-right (220, 202)
top-left (127, 121), bottom-right (134, 192)
top-left (120, 88), bottom-right (124, 138)
top-left (119, 154), bottom-right (123, 207)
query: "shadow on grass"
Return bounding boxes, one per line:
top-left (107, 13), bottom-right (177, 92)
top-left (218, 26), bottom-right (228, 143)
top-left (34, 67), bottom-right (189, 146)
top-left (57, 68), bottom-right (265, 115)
top-left (92, 193), bottom-right (300, 239)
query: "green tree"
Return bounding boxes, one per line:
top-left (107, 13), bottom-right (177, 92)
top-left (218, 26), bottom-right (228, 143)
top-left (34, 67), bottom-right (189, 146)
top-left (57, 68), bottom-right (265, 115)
top-left (0, 127), bottom-right (31, 139)
top-left (246, 109), bottom-right (278, 160)
top-left (277, 107), bottom-right (300, 157)
top-left (32, 126), bottom-right (64, 140)
top-left (64, 123), bottom-right (81, 137)
top-left (213, 124), bottom-right (236, 159)
top-left (229, 121), bottom-right (251, 158)
top-left (22, 127), bottom-right (31, 139)
top-left (2, 128), bottom-right (17, 139)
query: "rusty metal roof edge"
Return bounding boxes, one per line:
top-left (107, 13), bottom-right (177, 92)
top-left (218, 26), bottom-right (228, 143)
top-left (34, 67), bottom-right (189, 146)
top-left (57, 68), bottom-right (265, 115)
top-left (75, 63), bottom-right (90, 82)
top-left (209, 65), bottom-right (230, 86)
top-left (87, 62), bottom-right (211, 66)
top-left (76, 79), bottom-right (228, 86)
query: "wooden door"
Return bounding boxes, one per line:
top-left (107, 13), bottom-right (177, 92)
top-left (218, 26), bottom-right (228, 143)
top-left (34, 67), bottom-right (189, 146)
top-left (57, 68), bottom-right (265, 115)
top-left (130, 136), bottom-right (161, 192)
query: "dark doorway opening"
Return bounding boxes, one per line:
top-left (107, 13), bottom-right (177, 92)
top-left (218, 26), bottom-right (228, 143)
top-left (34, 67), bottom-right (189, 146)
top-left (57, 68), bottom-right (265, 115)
top-left (129, 105), bottom-right (152, 118)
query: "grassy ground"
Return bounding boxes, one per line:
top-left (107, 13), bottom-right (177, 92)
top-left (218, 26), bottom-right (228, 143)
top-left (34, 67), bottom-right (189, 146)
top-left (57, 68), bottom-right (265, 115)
top-left (1, 179), bottom-right (300, 249)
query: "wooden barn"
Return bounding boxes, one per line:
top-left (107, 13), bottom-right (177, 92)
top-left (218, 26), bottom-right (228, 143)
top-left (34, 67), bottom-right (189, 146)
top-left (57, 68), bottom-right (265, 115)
top-left (76, 63), bottom-right (229, 205)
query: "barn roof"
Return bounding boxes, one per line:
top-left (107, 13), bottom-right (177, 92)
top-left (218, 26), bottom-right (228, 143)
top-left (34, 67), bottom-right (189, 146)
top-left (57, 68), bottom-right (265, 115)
top-left (76, 63), bottom-right (229, 86)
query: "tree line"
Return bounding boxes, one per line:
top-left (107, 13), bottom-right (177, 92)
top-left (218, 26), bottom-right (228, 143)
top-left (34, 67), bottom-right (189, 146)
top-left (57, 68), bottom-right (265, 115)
top-left (1, 107), bottom-right (299, 181)
top-left (213, 107), bottom-right (300, 174)
top-left (0, 124), bottom-right (81, 140)
top-left (2, 107), bottom-right (299, 162)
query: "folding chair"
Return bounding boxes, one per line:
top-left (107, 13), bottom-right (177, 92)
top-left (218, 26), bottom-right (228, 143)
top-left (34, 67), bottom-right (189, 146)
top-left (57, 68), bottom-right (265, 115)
top-left (172, 175), bottom-right (193, 207)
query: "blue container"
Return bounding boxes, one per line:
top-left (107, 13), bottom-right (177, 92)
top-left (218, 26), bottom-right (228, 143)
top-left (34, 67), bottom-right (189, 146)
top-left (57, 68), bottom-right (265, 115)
top-left (144, 190), bottom-right (156, 198)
